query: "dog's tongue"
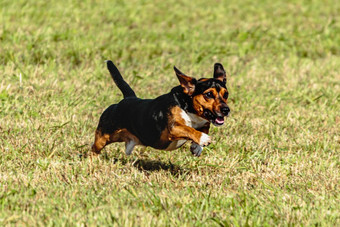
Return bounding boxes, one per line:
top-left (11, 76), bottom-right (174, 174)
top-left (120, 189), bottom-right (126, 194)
top-left (215, 117), bottom-right (224, 125)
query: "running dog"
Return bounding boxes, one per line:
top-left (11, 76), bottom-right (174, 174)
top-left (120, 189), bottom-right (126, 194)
top-left (91, 61), bottom-right (230, 157)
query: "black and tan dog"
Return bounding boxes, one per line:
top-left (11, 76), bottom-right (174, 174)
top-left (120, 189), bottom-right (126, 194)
top-left (91, 61), bottom-right (230, 157)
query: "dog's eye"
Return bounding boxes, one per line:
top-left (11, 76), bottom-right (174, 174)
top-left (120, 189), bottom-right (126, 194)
top-left (223, 92), bottom-right (229, 99)
top-left (205, 92), bottom-right (214, 99)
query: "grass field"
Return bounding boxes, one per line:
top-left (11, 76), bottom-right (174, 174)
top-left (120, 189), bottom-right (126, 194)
top-left (1, 0), bottom-right (339, 226)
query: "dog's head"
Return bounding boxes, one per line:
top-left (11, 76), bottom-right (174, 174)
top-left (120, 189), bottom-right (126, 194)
top-left (174, 63), bottom-right (230, 126)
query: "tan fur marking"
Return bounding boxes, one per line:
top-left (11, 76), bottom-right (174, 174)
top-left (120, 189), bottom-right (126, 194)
top-left (192, 87), bottom-right (228, 119)
top-left (154, 107), bottom-right (186, 149)
top-left (91, 128), bottom-right (140, 154)
top-left (91, 130), bottom-right (110, 154)
top-left (167, 106), bottom-right (208, 145)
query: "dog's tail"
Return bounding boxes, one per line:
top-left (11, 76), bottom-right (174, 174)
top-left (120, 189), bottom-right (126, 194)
top-left (106, 60), bottom-right (136, 98)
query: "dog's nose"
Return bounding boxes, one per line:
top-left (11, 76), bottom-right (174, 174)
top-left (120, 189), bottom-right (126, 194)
top-left (221, 106), bottom-right (230, 116)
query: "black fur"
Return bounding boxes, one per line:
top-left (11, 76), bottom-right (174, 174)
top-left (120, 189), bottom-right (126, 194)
top-left (106, 60), bottom-right (136, 98)
top-left (97, 85), bottom-right (192, 149)
top-left (194, 79), bottom-right (226, 95)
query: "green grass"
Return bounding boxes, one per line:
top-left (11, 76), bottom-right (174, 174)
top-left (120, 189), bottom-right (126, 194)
top-left (0, 0), bottom-right (339, 226)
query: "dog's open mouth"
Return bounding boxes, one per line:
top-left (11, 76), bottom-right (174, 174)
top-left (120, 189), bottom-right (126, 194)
top-left (203, 110), bottom-right (225, 126)
top-left (214, 116), bottom-right (224, 126)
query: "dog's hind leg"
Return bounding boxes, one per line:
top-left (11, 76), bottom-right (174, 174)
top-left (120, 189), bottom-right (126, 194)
top-left (122, 131), bottom-right (141, 155)
top-left (91, 127), bottom-right (140, 156)
top-left (125, 140), bottom-right (137, 155)
top-left (91, 129), bottom-right (110, 155)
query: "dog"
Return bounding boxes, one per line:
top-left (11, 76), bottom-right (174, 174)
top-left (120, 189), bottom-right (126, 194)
top-left (91, 60), bottom-right (230, 157)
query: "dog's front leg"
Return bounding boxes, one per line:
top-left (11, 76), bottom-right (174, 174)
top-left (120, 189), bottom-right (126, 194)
top-left (190, 124), bottom-right (210, 156)
top-left (169, 124), bottom-right (211, 149)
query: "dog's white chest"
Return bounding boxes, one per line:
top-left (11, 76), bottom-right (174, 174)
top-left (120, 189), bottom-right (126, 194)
top-left (180, 110), bottom-right (208, 129)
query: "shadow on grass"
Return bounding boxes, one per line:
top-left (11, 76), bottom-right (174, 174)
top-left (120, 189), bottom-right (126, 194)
top-left (113, 157), bottom-right (191, 177)
top-left (79, 146), bottom-right (191, 177)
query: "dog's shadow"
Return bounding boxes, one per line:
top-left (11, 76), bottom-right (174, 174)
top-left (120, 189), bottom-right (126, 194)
top-left (78, 145), bottom-right (191, 177)
top-left (113, 157), bottom-right (190, 177)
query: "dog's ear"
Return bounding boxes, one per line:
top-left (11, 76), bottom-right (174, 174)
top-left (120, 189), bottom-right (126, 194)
top-left (174, 66), bottom-right (197, 96)
top-left (213, 63), bottom-right (226, 84)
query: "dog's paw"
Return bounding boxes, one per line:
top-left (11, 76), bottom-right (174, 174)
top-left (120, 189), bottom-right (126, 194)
top-left (190, 143), bottom-right (203, 156)
top-left (199, 133), bottom-right (211, 147)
